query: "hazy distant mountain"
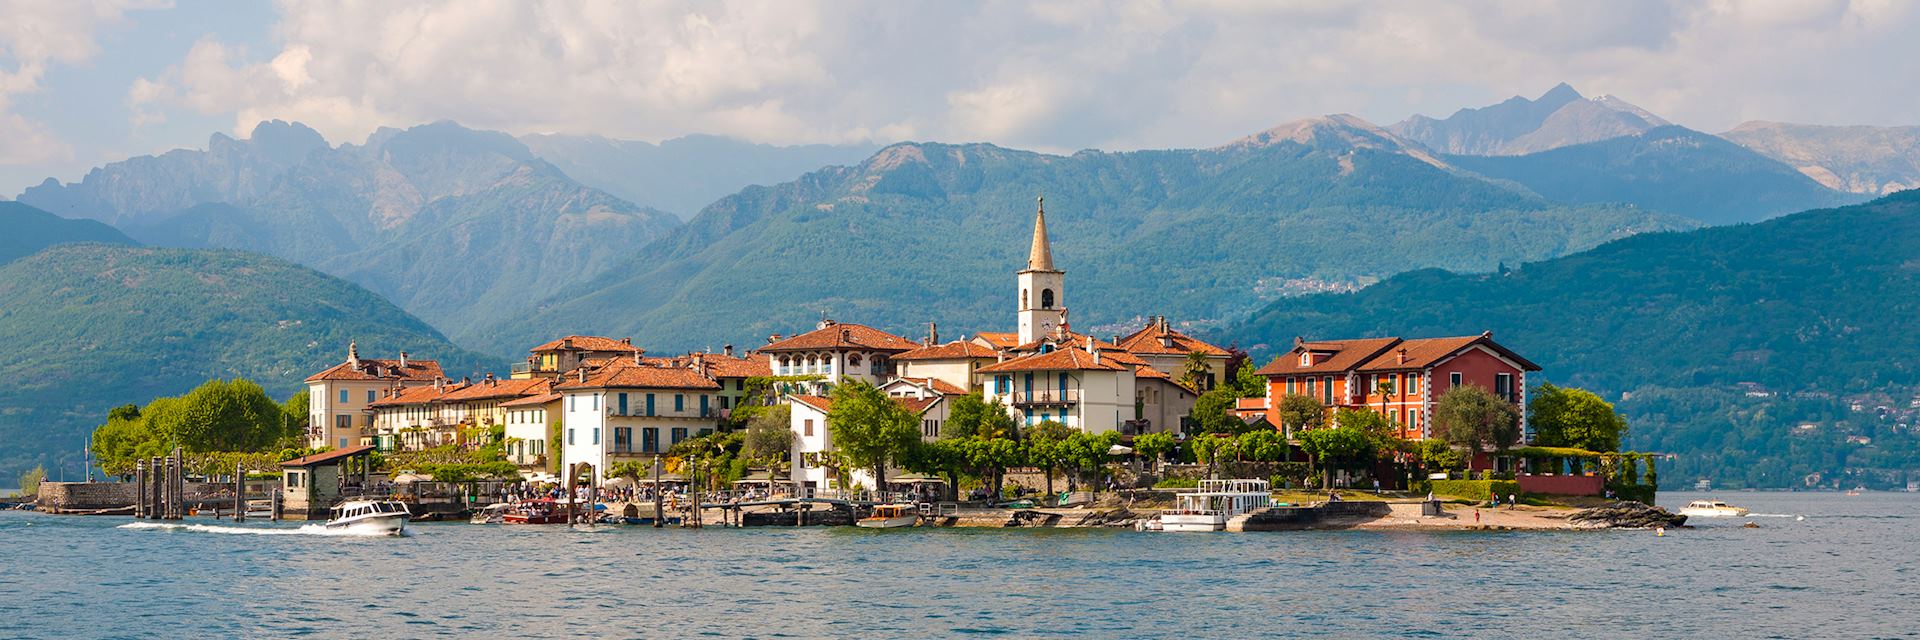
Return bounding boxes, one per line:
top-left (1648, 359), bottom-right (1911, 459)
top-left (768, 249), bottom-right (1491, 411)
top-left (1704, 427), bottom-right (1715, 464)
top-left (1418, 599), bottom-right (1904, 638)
top-left (520, 133), bottom-right (879, 219)
top-left (1446, 126), bottom-right (1862, 225)
top-left (1222, 191), bottom-right (1920, 488)
top-left (0, 243), bottom-right (494, 479)
top-left (17, 121), bottom-right (681, 344)
top-left (0, 201), bottom-right (136, 264)
top-left (1390, 83), bottom-right (1671, 155)
top-left (470, 115), bottom-right (1694, 355)
top-left (1721, 121), bottom-right (1920, 195)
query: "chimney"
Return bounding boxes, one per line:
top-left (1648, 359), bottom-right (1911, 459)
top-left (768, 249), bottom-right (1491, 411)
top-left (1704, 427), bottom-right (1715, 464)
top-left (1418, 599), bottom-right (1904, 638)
top-left (926, 321), bottom-right (938, 346)
top-left (348, 341), bottom-right (361, 369)
top-left (633, 351), bottom-right (643, 366)
top-left (461, 376), bottom-right (471, 385)
top-left (768, 334), bottom-right (782, 344)
top-left (486, 372), bottom-right (497, 386)
top-left (818, 315), bottom-right (835, 331)
top-left (1482, 330), bottom-right (1493, 339)
top-left (723, 344), bottom-right (735, 358)
top-left (841, 328), bottom-right (852, 343)
top-left (622, 337), bottom-right (632, 345)
top-left (1294, 336), bottom-right (1305, 347)
top-left (398, 351), bottom-right (408, 367)
top-left (434, 377), bottom-right (443, 391)
top-left (562, 337), bottom-right (574, 350)
top-left (1159, 335), bottom-right (1177, 349)
top-left (577, 368), bottom-right (587, 383)
top-left (691, 352), bottom-right (706, 371)
top-left (1397, 348), bottom-right (1408, 365)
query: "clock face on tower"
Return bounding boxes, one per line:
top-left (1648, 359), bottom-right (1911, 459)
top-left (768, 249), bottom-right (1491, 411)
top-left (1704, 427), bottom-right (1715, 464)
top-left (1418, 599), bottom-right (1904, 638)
top-left (1040, 321), bottom-right (1055, 334)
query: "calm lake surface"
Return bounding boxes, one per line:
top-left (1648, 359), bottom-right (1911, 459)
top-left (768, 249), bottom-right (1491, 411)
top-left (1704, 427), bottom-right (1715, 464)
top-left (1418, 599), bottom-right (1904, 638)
top-left (3, 492), bottom-right (1917, 639)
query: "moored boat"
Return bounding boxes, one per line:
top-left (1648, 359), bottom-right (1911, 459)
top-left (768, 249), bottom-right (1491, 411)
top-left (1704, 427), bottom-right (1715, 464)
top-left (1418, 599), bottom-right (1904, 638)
top-left (326, 499), bottom-right (411, 535)
top-left (470, 503), bottom-right (511, 524)
top-left (1676, 500), bottom-right (1749, 517)
top-left (502, 499), bottom-right (571, 524)
top-left (1154, 479), bottom-right (1272, 532)
top-left (856, 503), bottom-right (919, 529)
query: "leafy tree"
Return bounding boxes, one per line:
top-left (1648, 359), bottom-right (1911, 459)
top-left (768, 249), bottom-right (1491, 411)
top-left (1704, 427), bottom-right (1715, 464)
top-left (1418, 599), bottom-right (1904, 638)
top-left (742, 404), bottom-right (795, 486)
top-left (16, 465), bottom-right (45, 498)
top-left (1133, 432), bottom-right (1177, 471)
top-left (1334, 408), bottom-right (1401, 455)
top-left (280, 389), bottom-right (311, 447)
top-left (1298, 426), bottom-right (1374, 488)
top-left (1275, 393), bottom-right (1326, 436)
top-left (147, 379), bottom-right (289, 452)
top-left (1058, 431), bottom-right (1120, 490)
top-left (900, 439), bottom-right (967, 500)
top-left (1232, 363), bottom-right (1267, 399)
top-left (1190, 433), bottom-right (1237, 477)
top-left (1025, 420), bottom-right (1073, 496)
top-left (1190, 388), bottom-right (1250, 434)
top-left (956, 436), bottom-right (1023, 500)
top-left (1420, 439), bottom-right (1465, 476)
top-left (1236, 429), bottom-right (1290, 462)
top-left (1434, 384), bottom-right (1521, 474)
top-left (546, 418), bottom-right (564, 475)
top-left (942, 393), bottom-right (989, 441)
top-left (1529, 383), bottom-right (1628, 452)
top-left (826, 381), bottom-right (920, 488)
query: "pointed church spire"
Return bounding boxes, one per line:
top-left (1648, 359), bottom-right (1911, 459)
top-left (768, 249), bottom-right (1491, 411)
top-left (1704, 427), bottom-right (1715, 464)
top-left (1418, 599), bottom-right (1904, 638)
top-left (1026, 195), bottom-right (1055, 272)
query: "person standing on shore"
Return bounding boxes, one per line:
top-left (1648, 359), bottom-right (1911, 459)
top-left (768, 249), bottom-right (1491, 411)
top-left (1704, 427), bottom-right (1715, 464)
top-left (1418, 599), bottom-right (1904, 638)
top-left (1508, 493), bottom-right (1517, 510)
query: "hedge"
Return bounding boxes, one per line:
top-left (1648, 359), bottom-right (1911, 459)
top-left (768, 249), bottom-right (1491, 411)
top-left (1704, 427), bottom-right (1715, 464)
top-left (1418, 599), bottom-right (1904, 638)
top-left (1429, 479), bottom-right (1521, 502)
top-left (1609, 484), bottom-right (1657, 505)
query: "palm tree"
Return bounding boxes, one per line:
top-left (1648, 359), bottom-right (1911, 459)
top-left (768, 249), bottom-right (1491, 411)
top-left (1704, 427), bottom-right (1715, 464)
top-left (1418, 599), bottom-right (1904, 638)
top-left (1376, 376), bottom-right (1396, 429)
top-left (1181, 351), bottom-right (1214, 391)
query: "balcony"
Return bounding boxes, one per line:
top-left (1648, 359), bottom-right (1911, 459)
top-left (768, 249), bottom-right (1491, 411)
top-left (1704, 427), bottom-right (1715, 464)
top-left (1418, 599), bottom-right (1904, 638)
top-left (608, 407), bottom-right (718, 419)
top-left (1009, 389), bottom-right (1081, 406)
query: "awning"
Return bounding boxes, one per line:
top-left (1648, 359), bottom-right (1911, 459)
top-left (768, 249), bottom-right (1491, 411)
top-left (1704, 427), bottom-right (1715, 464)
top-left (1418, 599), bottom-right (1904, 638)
top-left (636, 473), bottom-right (688, 484)
top-left (603, 477), bottom-right (634, 488)
top-left (391, 472), bottom-right (429, 484)
top-left (1107, 445), bottom-right (1135, 455)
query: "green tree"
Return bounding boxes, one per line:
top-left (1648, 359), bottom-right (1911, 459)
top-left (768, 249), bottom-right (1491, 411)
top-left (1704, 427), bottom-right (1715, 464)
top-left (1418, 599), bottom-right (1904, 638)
top-left (1133, 432), bottom-right (1177, 471)
top-left (1058, 431), bottom-right (1120, 490)
top-left (1190, 387), bottom-right (1250, 434)
top-left (91, 412), bottom-right (164, 478)
top-left (1275, 393), bottom-right (1326, 436)
top-left (1420, 439), bottom-right (1465, 477)
top-left (826, 381), bottom-right (920, 488)
top-left (900, 439), bottom-right (967, 501)
top-left (1236, 429), bottom-right (1290, 463)
top-left (16, 465), bottom-right (46, 498)
top-left (1529, 383), bottom-right (1628, 452)
top-left (1434, 384), bottom-right (1522, 475)
top-left (1025, 420), bottom-right (1073, 497)
top-left (147, 379), bottom-right (288, 452)
top-left (546, 418), bottom-right (564, 476)
top-left (1232, 363), bottom-right (1267, 398)
top-left (280, 389), bottom-right (311, 447)
top-left (742, 404), bottom-right (795, 487)
top-left (957, 436), bottom-right (1024, 500)
top-left (942, 393), bottom-right (990, 440)
top-left (1299, 426), bottom-right (1374, 489)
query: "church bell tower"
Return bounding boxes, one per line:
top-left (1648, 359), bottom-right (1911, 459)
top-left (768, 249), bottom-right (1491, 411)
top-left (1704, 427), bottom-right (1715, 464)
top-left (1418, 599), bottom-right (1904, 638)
top-left (1017, 196), bottom-right (1065, 345)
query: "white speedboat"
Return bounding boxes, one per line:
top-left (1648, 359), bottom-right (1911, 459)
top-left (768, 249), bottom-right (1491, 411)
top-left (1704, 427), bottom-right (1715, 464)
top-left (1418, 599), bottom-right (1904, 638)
top-left (1155, 479), bottom-right (1272, 532)
top-left (856, 503), bottom-right (919, 529)
top-left (1677, 500), bottom-right (1749, 518)
top-left (470, 502), bottom-right (511, 525)
top-left (326, 499), bottom-right (411, 535)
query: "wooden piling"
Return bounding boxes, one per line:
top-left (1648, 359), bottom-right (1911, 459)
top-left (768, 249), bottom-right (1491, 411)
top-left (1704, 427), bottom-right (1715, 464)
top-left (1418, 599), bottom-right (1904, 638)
top-left (233, 462), bottom-right (246, 522)
top-left (651, 456), bottom-right (664, 528)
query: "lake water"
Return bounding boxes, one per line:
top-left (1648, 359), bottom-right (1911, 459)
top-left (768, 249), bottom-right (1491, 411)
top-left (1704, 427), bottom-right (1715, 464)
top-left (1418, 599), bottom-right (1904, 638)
top-left (3, 492), bottom-right (1917, 639)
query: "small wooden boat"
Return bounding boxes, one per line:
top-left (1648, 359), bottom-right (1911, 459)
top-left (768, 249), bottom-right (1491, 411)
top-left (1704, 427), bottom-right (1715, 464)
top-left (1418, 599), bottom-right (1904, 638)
top-left (857, 503), bottom-right (919, 529)
top-left (502, 499), bottom-right (570, 525)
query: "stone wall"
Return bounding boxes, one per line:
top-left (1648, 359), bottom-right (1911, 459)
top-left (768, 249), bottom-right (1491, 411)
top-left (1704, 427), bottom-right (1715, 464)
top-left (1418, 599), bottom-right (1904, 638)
top-left (37, 481), bottom-right (259, 513)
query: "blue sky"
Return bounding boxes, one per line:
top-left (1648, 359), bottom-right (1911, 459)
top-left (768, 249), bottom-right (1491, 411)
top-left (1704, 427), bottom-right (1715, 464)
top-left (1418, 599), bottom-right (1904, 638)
top-left (3, 0), bottom-right (1917, 196)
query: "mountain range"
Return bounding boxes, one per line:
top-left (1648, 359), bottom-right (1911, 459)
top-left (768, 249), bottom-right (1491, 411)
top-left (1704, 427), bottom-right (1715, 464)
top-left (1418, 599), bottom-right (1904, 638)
top-left (0, 220), bottom-right (493, 478)
top-left (0, 201), bottom-right (136, 264)
top-left (520, 133), bottom-right (878, 219)
top-left (1389, 83), bottom-right (1671, 156)
top-left (1223, 191), bottom-right (1920, 488)
top-left (470, 116), bottom-right (1696, 355)
top-left (1720, 121), bottom-right (1920, 195)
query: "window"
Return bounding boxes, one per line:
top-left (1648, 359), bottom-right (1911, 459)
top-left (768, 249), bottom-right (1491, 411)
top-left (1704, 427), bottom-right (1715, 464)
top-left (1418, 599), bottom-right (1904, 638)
top-left (592, 428), bottom-right (600, 445)
top-left (646, 393), bottom-right (656, 416)
top-left (1450, 372), bottom-right (1463, 386)
top-left (719, 396), bottom-right (729, 409)
top-left (924, 419), bottom-right (939, 438)
top-left (339, 390), bottom-right (349, 403)
top-left (618, 393), bottom-right (628, 415)
top-left (804, 419), bottom-right (815, 437)
top-left (366, 390), bottom-right (377, 403)
top-left (1496, 373), bottom-right (1514, 402)
top-left (1304, 378), bottom-right (1315, 396)
top-left (568, 428), bottom-right (575, 445)
top-left (642, 428), bottom-right (659, 453)
top-left (335, 414), bottom-right (350, 429)
top-left (735, 379), bottom-right (744, 391)
top-left (1322, 377), bottom-right (1334, 405)
top-left (591, 394), bottom-right (598, 410)
top-left (1040, 288), bottom-right (1055, 309)
top-left (287, 471), bottom-right (304, 488)
top-left (671, 427), bottom-right (688, 444)
top-left (849, 354), bottom-right (863, 368)
top-left (700, 395), bottom-right (710, 415)
top-left (1300, 352), bottom-right (1311, 367)
top-left (675, 394), bottom-right (685, 412)
top-left (570, 395), bottom-right (576, 411)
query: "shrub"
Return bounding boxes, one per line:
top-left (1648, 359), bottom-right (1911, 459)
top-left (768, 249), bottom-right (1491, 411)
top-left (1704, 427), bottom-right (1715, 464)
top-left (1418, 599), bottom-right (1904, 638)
top-left (1428, 479), bottom-right (1521, 502)
top-left (1154, 477), bottom-right (1199, 489)
top-left (1609, 484), bottom-right (1657, 505)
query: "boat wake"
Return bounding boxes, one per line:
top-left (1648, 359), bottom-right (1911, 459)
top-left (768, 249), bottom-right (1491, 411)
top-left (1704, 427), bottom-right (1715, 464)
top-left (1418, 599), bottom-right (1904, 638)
top-left (118, 521), bottom-right (407, 537)
top-left (1744, 513), bottom-right (1802, 519)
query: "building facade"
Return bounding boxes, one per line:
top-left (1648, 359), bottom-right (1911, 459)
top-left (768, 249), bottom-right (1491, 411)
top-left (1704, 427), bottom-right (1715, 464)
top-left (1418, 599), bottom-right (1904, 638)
top-left (305, 343), bottom-right (444, 449)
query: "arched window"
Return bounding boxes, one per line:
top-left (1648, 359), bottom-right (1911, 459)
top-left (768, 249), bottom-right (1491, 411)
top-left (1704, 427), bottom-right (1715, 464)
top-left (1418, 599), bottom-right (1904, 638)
top-left (1022, 288), bottom-right (1029, 310)
top-left (1041, 288), bottom-right (1055, 309)
top-left (849, 354), bottom-right (863, 367)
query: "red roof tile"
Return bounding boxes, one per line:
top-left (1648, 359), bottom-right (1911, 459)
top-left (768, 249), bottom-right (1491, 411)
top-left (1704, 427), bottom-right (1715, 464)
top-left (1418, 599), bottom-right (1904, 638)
top-left (787, 394), bottom-right (940, 415)
top-left (893, 340), bottom-right (1000, 361)
top-left (1356, 334), bottom-right (1541, 372)
top-left (1252, 338), bottom-right (1400, 376)
top-left (440, 378), bottom-right (553, 402)
top-left (368, 383), bottom-right (465, 408)
top-left (642, 353), bottom-right (771, 378)
top-left (305, 358), bottom-right (445, 383)
top-left (895, 377), bottom-right (970, 395)
top-left (530, 335), bottom-right (643, 353)
top-left (281, 445), bottom-right (376, 467)
top-left (501, 392), bottom-right (562, 408)
top-left (1116, 320), bottom-right (1229, 356)
top-left (973, 332), bottom-right (1020, 349)
top-left (554, 364), bottom-right (719, 391)
top-left (761, 322), bottom-right (921, 353)
top-left (976, 348), bottom-right (1126, 373)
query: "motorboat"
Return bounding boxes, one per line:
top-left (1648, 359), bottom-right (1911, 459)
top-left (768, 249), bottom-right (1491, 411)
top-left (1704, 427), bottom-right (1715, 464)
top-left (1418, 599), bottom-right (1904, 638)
top-left (502, 499), bottom-right (571, 525)
top-left (326, 499), bottom-right (411, 535)
top-left (1154, 479), bottom-right (1273, 532)
top-left (856, 503), bottom-right (920, 529)
top-left (1677, 500), bottom-right (1749, 517)
top-left (470, 502), bottom-right (511, 524)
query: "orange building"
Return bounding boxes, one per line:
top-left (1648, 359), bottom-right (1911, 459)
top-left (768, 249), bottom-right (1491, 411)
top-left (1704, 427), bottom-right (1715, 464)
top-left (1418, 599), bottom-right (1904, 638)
top-left (1242, 332), bottom-right (1540, 441)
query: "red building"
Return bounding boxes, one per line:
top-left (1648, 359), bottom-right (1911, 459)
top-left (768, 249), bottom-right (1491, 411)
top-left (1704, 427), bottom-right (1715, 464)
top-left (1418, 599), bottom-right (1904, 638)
top-left (1239, 331), bottom-right (1540, 442)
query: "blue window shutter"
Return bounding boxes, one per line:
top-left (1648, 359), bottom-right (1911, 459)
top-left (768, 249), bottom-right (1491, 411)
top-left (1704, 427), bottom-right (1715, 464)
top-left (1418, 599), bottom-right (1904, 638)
top-left (618, 393), bottom-right (628, 414)
top-left (647, 394), bottom-right (656, 416)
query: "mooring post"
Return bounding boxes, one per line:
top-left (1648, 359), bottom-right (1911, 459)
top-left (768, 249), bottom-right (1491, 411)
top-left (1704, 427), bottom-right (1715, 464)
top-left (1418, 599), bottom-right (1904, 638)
top-left (133, 459), bottom-right (145, 519)
top-left (566, 462), bottom-right (578, 529)
top-left (651, 456), bottom-right (664, 528)
top-left (233, 462), bottom-right (246, 522)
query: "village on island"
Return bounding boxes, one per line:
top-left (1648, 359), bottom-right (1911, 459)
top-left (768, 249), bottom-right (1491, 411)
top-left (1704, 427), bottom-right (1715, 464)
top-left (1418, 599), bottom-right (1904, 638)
top-left (34, 198), bottom-right (1681, 533)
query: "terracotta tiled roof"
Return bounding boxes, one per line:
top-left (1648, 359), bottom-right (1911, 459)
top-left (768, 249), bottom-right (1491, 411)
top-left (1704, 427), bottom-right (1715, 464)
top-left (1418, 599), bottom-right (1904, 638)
top-left (790, 395), bottom-right (834, 414)
top-left (642, 353), bottom-right (771, 378)
top-left (1356, 334), bottom-right (1542, 372)
top-left (281, 445), bottom-right (376, 467)
top-left (1116, 321), bottom-right (1230, 356)
top-left (973, 332), bottom-right (1020, 349)
top-left (976, 348), bottom-right (1126, 373)
top-left (501, 392), bottom-right (562, 408)
top-left (1010, 331), bottom-right (1117, 354)
top-left (895, 377), bottom-right (969, 395)
top-left (554, 364), bottom-right (720, 391)
top-left (530, 335), bottom-right (643, 353)
top-left (787, 394), bottom-right (940, 415)
top-left (305, 358), bottom-right (446, 383)
top-left (761, 322), bottom-right (920, 353)
top-left (1252, 338), bottom-right (1400, 376)
top-left (441, 378), bottom-right (552, 402)
top-left (368, 384), bottom-right (465, 408)
top-left (893, 340), bottom-right (1000, 361)
top-left (1133, 365), bottom-right (1172, 380)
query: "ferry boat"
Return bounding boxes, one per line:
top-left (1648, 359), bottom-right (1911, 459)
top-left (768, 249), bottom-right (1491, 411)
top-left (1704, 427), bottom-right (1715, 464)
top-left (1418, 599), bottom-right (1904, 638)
top-left (1677, 500), bottom-right (1749, 518)
top-left (1154, 479), bottom-right (1273, 532)
top-left (326, 499), bottom-right (411, 535)
top-left (856, 503), bottom-right (920, 529)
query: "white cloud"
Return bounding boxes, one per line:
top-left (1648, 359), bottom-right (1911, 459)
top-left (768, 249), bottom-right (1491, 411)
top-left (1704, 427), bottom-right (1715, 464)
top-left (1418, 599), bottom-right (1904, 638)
top-left (119, 0), bottom-right (1920, 154)
top-left (0, 0), bottom-right (166, 165)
